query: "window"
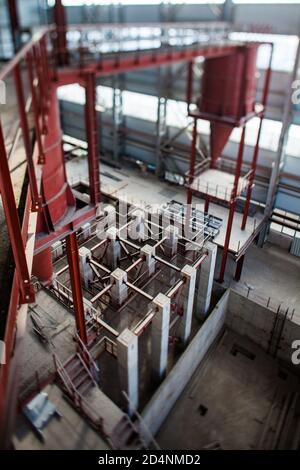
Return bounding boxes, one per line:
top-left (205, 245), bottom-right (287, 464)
top-left (51, 1), bottom-right (225, 5)
top-left (286, 124), bottom-right (300, 158)
top-left (229, 32), bottom-right (299, 72)
top-left (231, 118), bottom-right (282, 152)
top-left (58, 84), bottom-right (283, 154)
top-left (233, 0), bottom-right (300, 4)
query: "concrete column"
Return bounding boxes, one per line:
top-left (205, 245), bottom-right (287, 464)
top-left (163, 225), bottom-right (178, 258)
top-left (117, 328), bottom-right (138, 416)
top-left (79, 247), bottom-right (93, 289)
top-left (140, 244), bottom-right (156, 277)
top-left (196, 241), bottom-right (217, 318)
top-left (110, 268), bottom-right (128, 305)
top-left (106, 227), bottom-right (120, 270)
top-left (104, 204), bottom-right (116, 228)
top-left (81, 222), bottom-right (92, 241)
top-left (147, 205), bottom-right (160, 241)
top-left (112, 76), bottom-right (125, 162)
top-left (129, 209), bottom-right (146, 242)
top-left (178, 265), bottom-right (197, 344)
top-left (151, 293), bottom-right (170, 380)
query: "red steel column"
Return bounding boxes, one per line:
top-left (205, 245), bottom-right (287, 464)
top-left (66, 232), bottom-right (87, 345)
top-left (53, 0), bottom-right (69, 66)
top-left (204, 196), bottom-right (210, 213)
top-left (6, 0), bottom-right (21, 52)
top-left (85, 72), bottom-right (101, 205)
top-left (0, 120), bottom-right (34, 304)
top-left (26, 51), bottom-right (45, 164)
top-left (241, 45), bottom-right (273, 230)
top-left (241, 119), bottom-right (263, 230)
top-left (218, 126), bottom-right (246, 283)
top-left (186, 118), bottom-right (197, 205)
top-left (186, 61), bottom-right (193, 114)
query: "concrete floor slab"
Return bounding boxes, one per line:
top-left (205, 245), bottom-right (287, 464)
top-left (14, 384), bottom-right (110, 450)
top-left (19, 290), bottom-right (77, 403)
top-left (156, 330), bottom-right (300, 450)
top-left (190, 168), bottom-right (246, 202)
top-left (66, 158), bottom-right (265, 254)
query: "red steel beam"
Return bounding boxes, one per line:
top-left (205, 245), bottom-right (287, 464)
top-left (241, 44), bottom-right (273, 230)
top-left (204, 196), bottom-right (210, 213)
top-left (13, 63), bottom-right (42, 212)
top-left (241, 119), bottom-right (263, 231)
top-left (84, 72), bottom-right (101, 205)
top-left (57, 44), bottom-right (239, 86)
top-left (65, 233), bottom-right (87, 345)
top-left (26, 50), bottom-right (46, 164)
top-left (0, 28), bottom-right (51, 82)
top-left (218, 126), bottom-right (246, 283)
top-left (0, 120), bottom-right (34, 304)
top-left (0, 187), bottom-right (33, 448)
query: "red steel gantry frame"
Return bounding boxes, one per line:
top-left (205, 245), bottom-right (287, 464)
top-left (0, 1), bottom-right (273, 446)
top-left (84, 72), bottom-right (101, 205)
top-left (186, 44), bottom-right (273, 283)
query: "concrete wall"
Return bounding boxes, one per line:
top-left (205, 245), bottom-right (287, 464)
top-left (226, 290), bottom-right (277, 353)
top-left (226, 289), bottom-right (300, 364)
top-left (140, 287), bottom-right (300, 439)
top-left (141, 289), bottom-right (229, 438)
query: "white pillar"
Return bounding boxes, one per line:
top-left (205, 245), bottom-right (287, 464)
top-left (140, 244), bottom-right (156, 277)
top-left (52, 240), bottom-right (63, 260)
top-left (163, 225), bottom-right (178, 284)
top-left (106, 227), bottom-right (120, 270)
top-left (117, 328), bottom-right (138, 416)
top-left (110, 268), bottom-right (128, 305)
top-left (79, 247), bottom-right (93, 288)
top-left (104, 204), bottom-right (116, 227)
top-left (81, 222), bottom-right (92, 241)
top-left (178, 264), bottom-right (197, 344)
top-left (196, 242), bottom-right (217, 318)
top-left (151, 293), bottom-right (170, 380)
top-left (129, 209), bottom-right (146, 242)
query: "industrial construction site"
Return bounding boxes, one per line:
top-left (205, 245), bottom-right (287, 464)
top-left (0, 0), bottom-right (300, 456)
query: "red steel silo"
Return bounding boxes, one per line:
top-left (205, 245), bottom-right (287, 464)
top-left (199, 44), bottom-right (258, 166)
top-left (32, 89), bottom-right (76, 285)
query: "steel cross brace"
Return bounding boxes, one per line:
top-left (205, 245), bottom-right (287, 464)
top-left (13, 63), bottom-right (42, 213)
top-left (0, 122), bottom-right (35, 304)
